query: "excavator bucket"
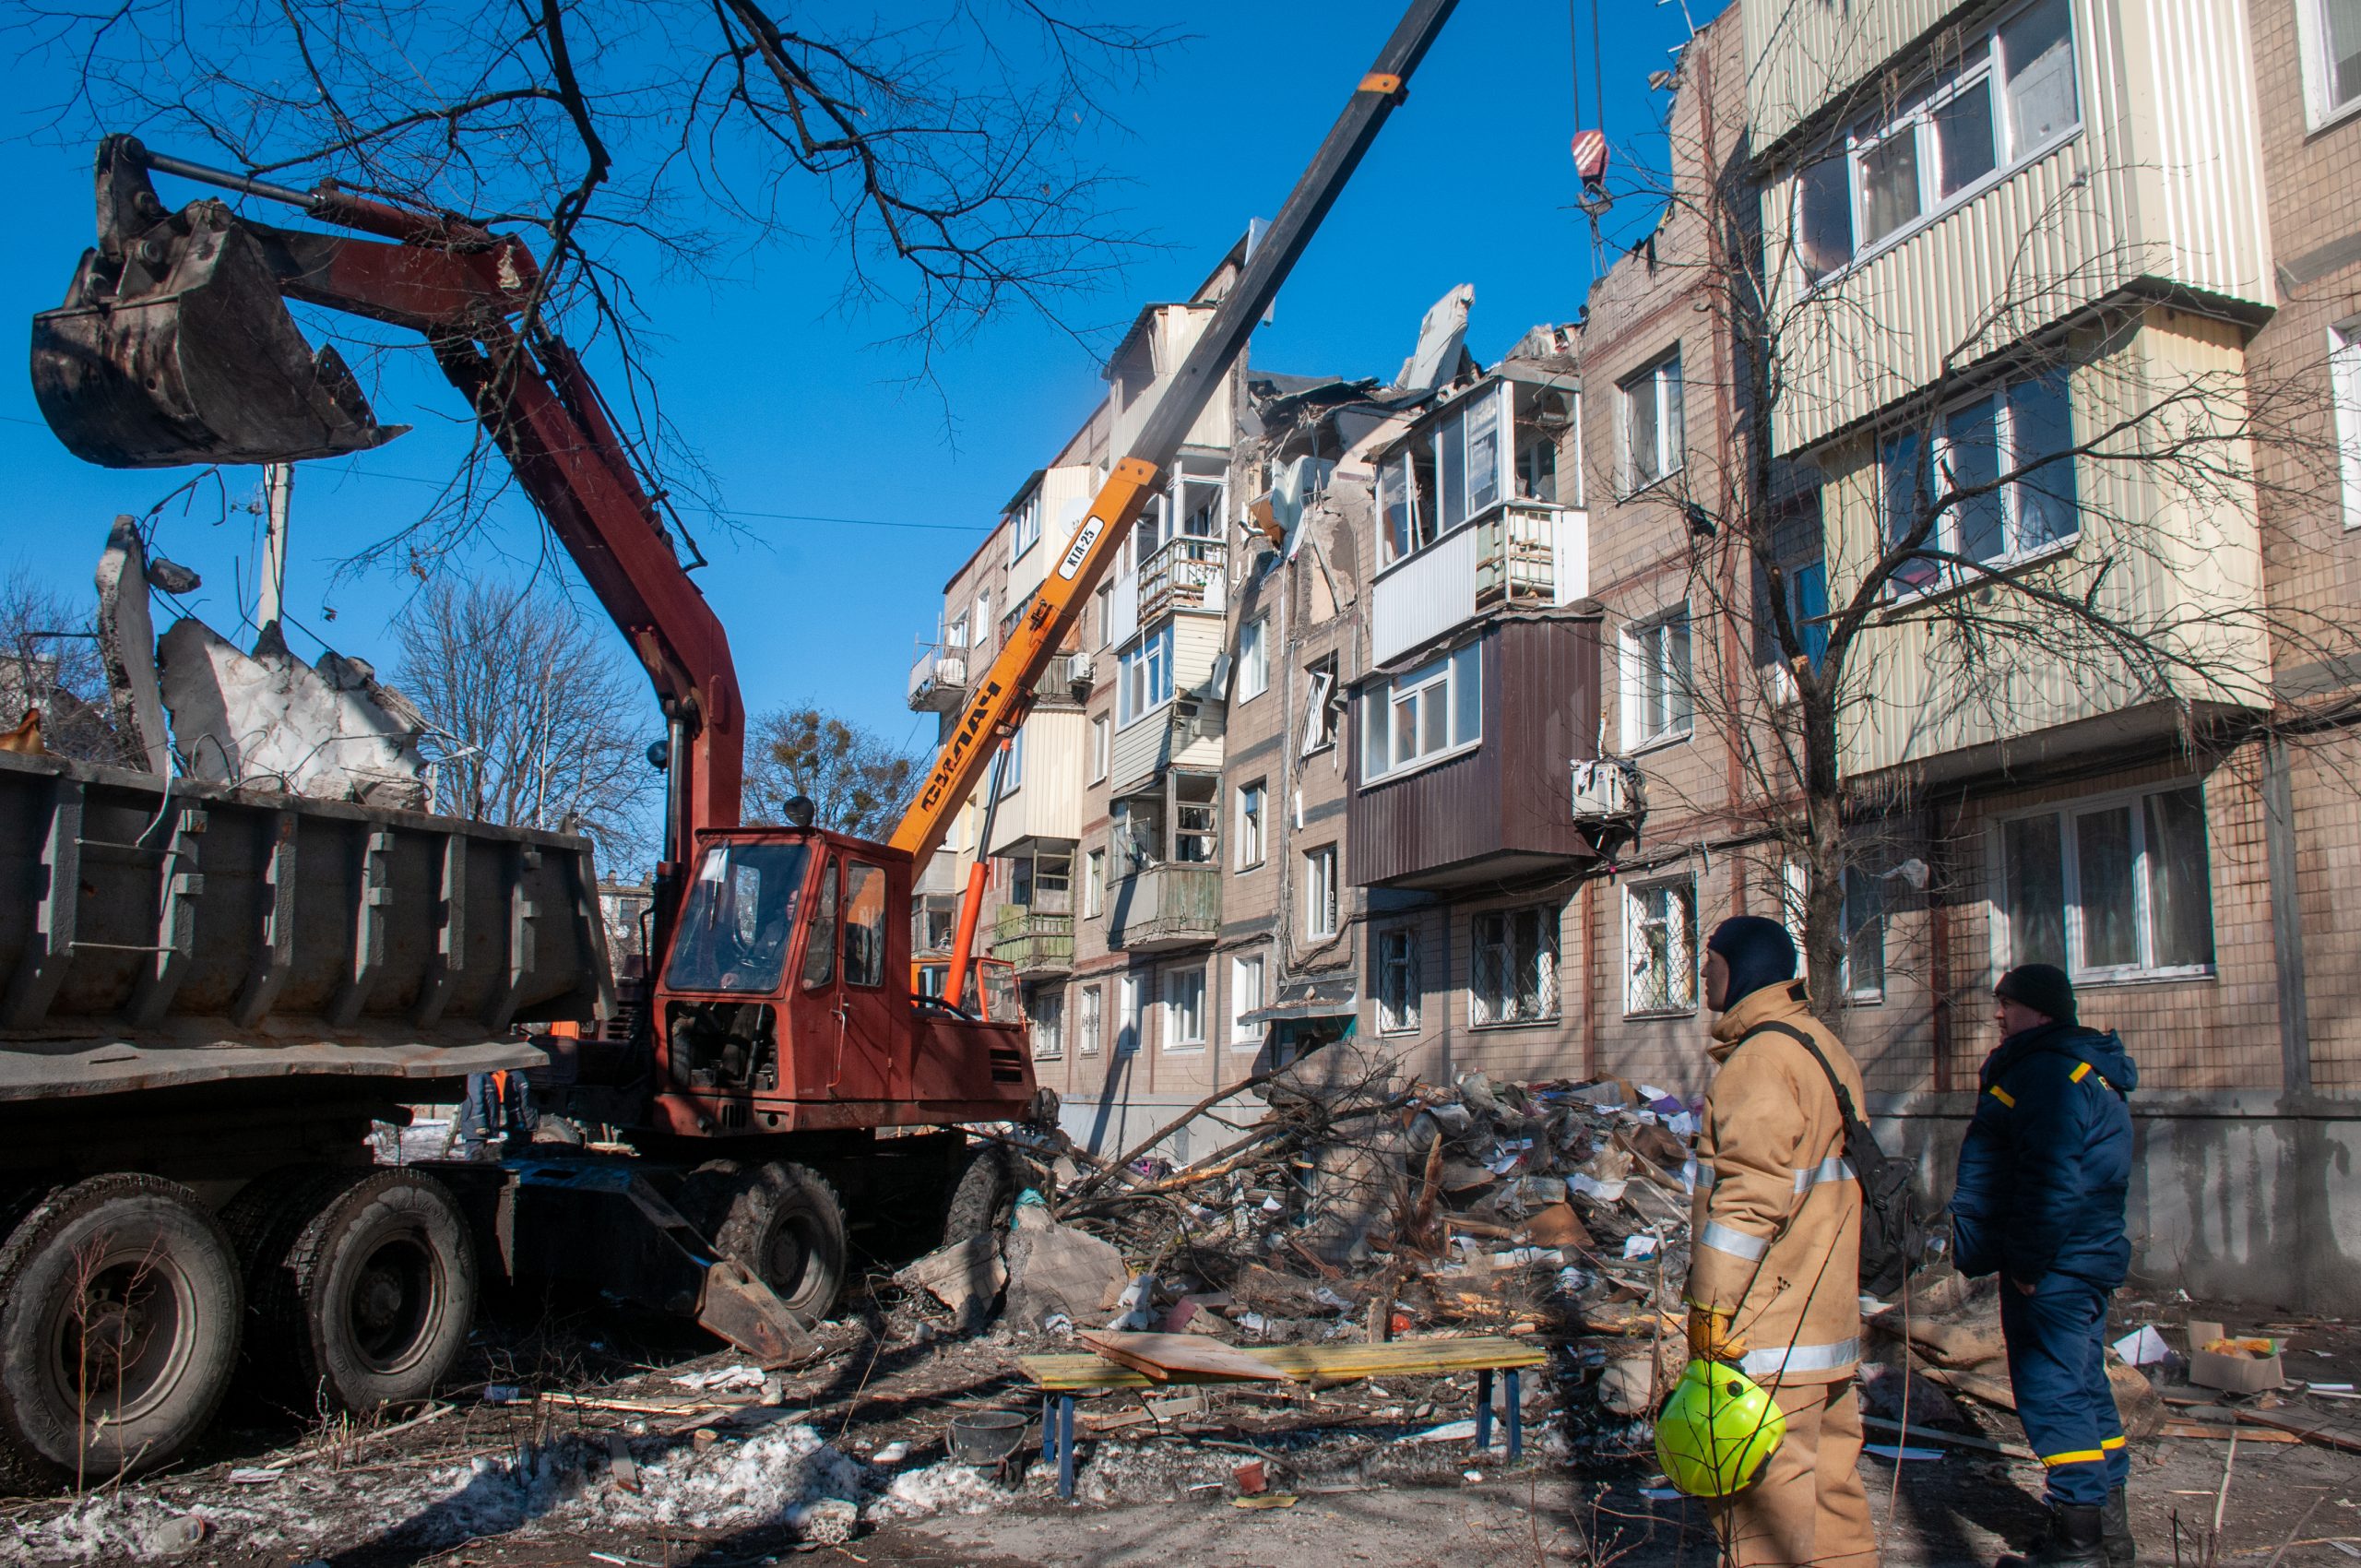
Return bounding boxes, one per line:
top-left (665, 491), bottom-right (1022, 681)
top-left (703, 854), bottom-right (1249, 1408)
top-left (31, 192), bottom-right (404, 469)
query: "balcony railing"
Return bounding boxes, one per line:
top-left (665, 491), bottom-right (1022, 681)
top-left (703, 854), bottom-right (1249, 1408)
top-left (990, 904), bottom-right (1074, 976)
top-left (1137, 537), bottom-right (1228, 624)
top-left (1107, 862), bottom-right (1220, 952)
top-left (1369, 501), bottom-right (1586, 666)
top-left (908, 640), bottom-right (970, 711)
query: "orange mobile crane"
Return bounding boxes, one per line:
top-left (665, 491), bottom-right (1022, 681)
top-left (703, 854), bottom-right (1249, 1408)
top-left (1, 0), bottom-right (1455, 1487)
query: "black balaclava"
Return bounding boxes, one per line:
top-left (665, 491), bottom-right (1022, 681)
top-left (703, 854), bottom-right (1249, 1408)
top-left (1995, 962), bottom-right (2076, 1026)
top-left (1705, 915), bottom-right (1797, 1012)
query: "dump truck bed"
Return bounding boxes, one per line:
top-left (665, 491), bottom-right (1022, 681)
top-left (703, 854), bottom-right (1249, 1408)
top-left (0, 747), bottom-right (611, 1100)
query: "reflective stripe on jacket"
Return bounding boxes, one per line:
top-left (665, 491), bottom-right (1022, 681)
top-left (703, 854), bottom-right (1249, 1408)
top-left (1685, 980), bottom-right (1867, 1387)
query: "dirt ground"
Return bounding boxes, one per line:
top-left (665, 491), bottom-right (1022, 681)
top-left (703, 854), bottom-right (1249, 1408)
top-left (6, 1289), bottom-right (2358, 1568)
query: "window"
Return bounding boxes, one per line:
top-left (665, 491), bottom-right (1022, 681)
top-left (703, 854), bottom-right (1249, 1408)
top-left (1996, 784), bottom-right (2215, 980)
top-left (1010, 489), bottom-right (1041, 560)
top-left (1793, 0), bottom-right (2079, 284)
top-left (1094, 582), bottom-right (1114, 650)
top-left (1085, 849), bottom-right (1107, 918)
top-left (1621, 352), bottom-right (1684, 491)
top-left (974, 591), bottom-right (991, 649)
top-left (1623, 879), bottom-right (1697, 1015)
top-left (1359, 644), bottom-right (1482, 783)
top-left (1229, 955), bottom-right (1265, 1046)
top-left (664, 841), bottom-right (810, 993)
top-left (1375, 385), bottom-right (1512, 564)
top-left (1760, 557), bottom-right (1830, 675)
top-left (2333, 325), bottom-right (2361, 528)
top-left (2306, 0), bottom-right (2361, 123)
top-left (1118, 974), bottom-right (1143, 1052)
top-left (1090, 714), bottom-right (1110, 781)
top-left (1118, 624), bottom-right (1174, 725)
top-left (999, 725), bottom-right (1025, 796)
top-left (1473, 905), bottom-right (1560, 1026)
top-left (1302, 654), bottom-right (1341, 754)
top-left (1029, 985), bottom-right (1064, 1058)
top-left (1378, 927), bottom-right (1420, 1034)
top-left (1882, 371), bottom-right (2077, 594)
top-left (1620, 607), bottom-right (1694, 750)
top-left (1303, 846), bottom-right (1339, 939)
top-left (1236, 780), bottom-right (1267, 868)
top-left (801, 861), bottom-right (837, 988)
top-left (842, 863), bottom-right (887, 987)
top-left (1079, 983), bottom-right (1103, 1055)
top-left (1844, 865), bottom-right (1887, 1002)
top-left (1239, 618), bottom-right (1269, 700)
top-left (1165, 967), bottom-right (1206, 1050)
top-left (945, 613), bottom-right (969, 650)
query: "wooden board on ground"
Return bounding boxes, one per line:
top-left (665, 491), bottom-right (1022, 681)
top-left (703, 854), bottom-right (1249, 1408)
top-left (1079, 1331), bottom-right (1291, 1383)
top-left (1025, 1333), bottom-right (1547, 1394)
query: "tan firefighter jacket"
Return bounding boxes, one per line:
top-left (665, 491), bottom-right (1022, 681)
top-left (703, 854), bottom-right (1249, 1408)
top-left (1684, 980), bottom-right (1867, 1387)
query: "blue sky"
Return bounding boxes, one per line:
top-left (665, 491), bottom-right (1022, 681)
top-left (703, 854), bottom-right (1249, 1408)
top-left (1, 1), bottom-right (1720, 761)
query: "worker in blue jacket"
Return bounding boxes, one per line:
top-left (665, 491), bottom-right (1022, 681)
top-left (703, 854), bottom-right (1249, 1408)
top-left (1952, 964), bottom-right (2139, 1568)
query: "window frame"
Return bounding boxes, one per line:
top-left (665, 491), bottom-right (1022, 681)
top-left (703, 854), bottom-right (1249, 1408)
top-left (1084, 848), bottom-right (1106, 919)
top-left (999, 724), bottom-right (1025, 797)
top-left (1028, 984), bottom-right (1064, 1059)
top-left (2300, 0), bottom-right (2361, 129)
top-left (1619, 604), bottom-right (1695, 753)
top-left (1373, 383), bottom-right (1513, 568)
top-left (1988, 779), bottom-right (2218, 984)
top-left (1790, 0), bottom-right (2082, 291)
top-left (1622, 875), bottom-right (1699, 1017)
top-left (1239, 617), bottom-right (1270, 701)
top-left (1377, 926), bottom-right (1421, 1035)
top-left (1009, 488), bottom-right (1042, 562)
top-left (1303, 845), bottom-right (1340, 940)
top-left (1880, 371), bottom-right (2080, 598)
top-left (1470, 904), bottom-right (1561, 1028)
top-left (1619, 350), bottom-right (1685, 493)
top-left (2332, 322), bottom-right (2361, 529)
top-left (1842, 864), bottom-right (1888, 1004)
top-left (1078, 982), bottom-right (1104, 1056)
top-left (1301, 655), bottom-right (1342, 754)
top-left (1358, 643), bottom-right (1483, 785)
top-left (1228, 953), bottom-right (1265, 1048)
top-left (1164, 966), bottom-right (1207, 1051)
top-left (1117, 624), bottom-right (1176, 727)
top-left (1235, 779), bottom-right (1267, 869)
top-left (1090, 713), bottom-right (1111, 782)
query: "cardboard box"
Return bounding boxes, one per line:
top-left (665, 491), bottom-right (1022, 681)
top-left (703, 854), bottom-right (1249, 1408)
top-left (2187, 1320), bottom-right (2286, 1394)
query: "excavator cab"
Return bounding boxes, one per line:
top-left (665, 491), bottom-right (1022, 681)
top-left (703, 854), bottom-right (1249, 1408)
top-left (30, 136), bottom-right (404, 468)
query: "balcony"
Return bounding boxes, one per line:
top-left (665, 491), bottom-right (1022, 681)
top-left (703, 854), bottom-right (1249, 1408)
top-left (1106, 862), bottom-right (1220, 953)
top-left (908, 640), bottom-right (969, 712)
top-left (1370, 502), bottom-right (1585, 667)
top-left (990, 905), bottom-right (1074, 977)
top-left (1137, 536), bottom-right (1228, 624)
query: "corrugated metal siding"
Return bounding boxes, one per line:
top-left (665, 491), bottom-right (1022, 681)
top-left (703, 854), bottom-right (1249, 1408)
top-left (1743, 0), bottom-right (1958, 152)
top-left (1832, 308), bottom-right (2272, 776)
top-left (1762, 0), bottom-right (2271, 457)
top-left (989, 708), bottom-right (1086, 852)
top-left (1370, 528), bottom-right (1480, 667)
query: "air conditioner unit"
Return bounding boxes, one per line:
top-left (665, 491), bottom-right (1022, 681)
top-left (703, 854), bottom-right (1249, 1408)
top-left (1570, 757), bottom-right (1644, 824)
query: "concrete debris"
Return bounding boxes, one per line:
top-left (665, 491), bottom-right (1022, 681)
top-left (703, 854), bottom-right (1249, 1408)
top-left (896, 1233), bottom-right (1009, 1329)
top-left (1394, 283), bottom-right (1475, 392)
top-left (158, 616), bottom-right (427, 805)
top-left (1001, 1206), bottom-right (1131, 1330)
top-left (93, 516), bottom-right (172, 774)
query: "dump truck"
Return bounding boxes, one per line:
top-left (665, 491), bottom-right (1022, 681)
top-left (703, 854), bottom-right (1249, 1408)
top-left (0, 0), bottom-right (1457, 1488)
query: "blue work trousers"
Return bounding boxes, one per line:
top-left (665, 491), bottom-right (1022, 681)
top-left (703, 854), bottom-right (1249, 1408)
top-left (2000, 1272), bottom-right (2130, 1506)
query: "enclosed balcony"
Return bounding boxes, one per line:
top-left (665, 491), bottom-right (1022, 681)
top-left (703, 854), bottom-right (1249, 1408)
top-left (990, 905), bottom-right (1074, 977)
top-left (907, 639), bottom-right (969, 712)
top-left (1107, 862), bottom-right (1221, 953)
top-left (1370, 501), bottom-right (1585, 666)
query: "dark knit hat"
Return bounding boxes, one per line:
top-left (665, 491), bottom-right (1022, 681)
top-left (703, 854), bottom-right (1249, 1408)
top-left (1705, 915), bottom-right (1797, 1011)
top-left (1995, 963), bottom-right (2076, 1025)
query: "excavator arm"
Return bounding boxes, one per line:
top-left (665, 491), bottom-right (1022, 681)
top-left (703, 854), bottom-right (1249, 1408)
top-left (31, 137), bottom-right (742, 893)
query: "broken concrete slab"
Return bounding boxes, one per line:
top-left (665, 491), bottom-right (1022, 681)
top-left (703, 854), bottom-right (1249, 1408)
top-left (1003, 1208), bottom-right (1129, 1332)
top-left (897, 1235), bottom-right (1007, 1330)
top-left (94, 516), bottom-right (170, 774)
top-left (158, 616), bottom-right (426, 806)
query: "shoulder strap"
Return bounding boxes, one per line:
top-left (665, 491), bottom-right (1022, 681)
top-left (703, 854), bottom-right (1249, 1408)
top-left (1738, 1018), bottom-right (1868, 1134)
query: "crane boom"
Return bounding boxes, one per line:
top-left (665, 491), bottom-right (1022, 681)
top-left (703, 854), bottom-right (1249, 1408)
top-left (886, 0), bottom-right (1460, 864)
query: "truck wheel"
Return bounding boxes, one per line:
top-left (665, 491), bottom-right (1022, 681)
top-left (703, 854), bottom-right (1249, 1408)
top-left (0, 1174), bottom-right (242, 1489)
top-left (691, 1163), bottom-right (848, 1327)
top-left (227, 1169), bottom-right (476, 1415)
top-left (939, 1144), bottom-right (1025, 1249)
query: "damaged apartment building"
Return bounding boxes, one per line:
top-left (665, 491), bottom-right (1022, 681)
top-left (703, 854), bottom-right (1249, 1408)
top-left (909, 0), bottom-right (2361, 1311)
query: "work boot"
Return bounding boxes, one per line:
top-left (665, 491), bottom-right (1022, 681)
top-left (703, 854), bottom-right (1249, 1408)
top-left (2102, 1486), bottom-right (2136, 1568)
top-left (2001, 1503), bottom-right (2106, 1568)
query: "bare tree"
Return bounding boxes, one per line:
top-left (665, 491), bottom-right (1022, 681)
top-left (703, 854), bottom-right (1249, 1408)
top-left (1599, 21), bottom-right (2356, 1012)
top-left (394, 576), bottom-right (658, 861)
top-left (14, 0), bottom-right (1172, 564)
top-left (743, 705), bottom-right (919, 837)
top-left (1, 562), bottom-right (131, 765)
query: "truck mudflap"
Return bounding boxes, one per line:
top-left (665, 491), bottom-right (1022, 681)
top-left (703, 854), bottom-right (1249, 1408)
top-left (465, 1157), bottom-right (821, 1367)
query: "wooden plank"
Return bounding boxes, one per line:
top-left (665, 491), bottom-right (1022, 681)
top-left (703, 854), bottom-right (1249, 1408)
top-left (1860, 1414), bottom-right (2033, 1459)
top-left (2236, 1407), bottom-right (2361, 1455)
top-left (1080, 1332), bottom-right (1289, 1384)
top-left (1023, 1334), bottom-right (1545, 1392)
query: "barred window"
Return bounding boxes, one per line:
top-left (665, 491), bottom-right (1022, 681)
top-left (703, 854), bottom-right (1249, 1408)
top-left (1624, 877), bottom-right (1698, 1016)
top-left (1378, 927), bottom-right (1421, 1034)
top-left (1471, 906), bottom-right (1558, 1027)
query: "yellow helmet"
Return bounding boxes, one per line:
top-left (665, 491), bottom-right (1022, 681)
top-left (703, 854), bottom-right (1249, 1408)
top-left (1655, 1358), bottom-right (1787, 1498)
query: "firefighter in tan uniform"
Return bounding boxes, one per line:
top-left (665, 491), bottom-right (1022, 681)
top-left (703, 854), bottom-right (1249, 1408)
top-left (1686, 916), bottom-right (1879, 1568)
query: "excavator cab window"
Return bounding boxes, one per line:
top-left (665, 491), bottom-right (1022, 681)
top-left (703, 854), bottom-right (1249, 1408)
top-left (665, 841), bottom-right (809, 994)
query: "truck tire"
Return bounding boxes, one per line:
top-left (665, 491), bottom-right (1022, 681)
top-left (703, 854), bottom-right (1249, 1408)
top-left (685, 1162), bottom-right (847, 1327)
top-left (938, 1144), bottom-right (1025, 1249)
top-left (0, 1173), bottom-right (242, 1489)
top-left (226, 1169), bottom-right (476, 1416)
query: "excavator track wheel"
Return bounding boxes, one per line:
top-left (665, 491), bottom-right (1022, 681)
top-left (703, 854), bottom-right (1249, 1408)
top-left (223, 1167), bottom-right (476, 1417)
top-left (687, 1162), bottom-right (848, 1328)
top-left (0, 1173), bottom-right (243, 1490)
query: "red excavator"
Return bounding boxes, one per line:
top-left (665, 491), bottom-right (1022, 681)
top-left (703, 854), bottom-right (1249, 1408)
top-left (3, 0), bottom-right (1455, 1486)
